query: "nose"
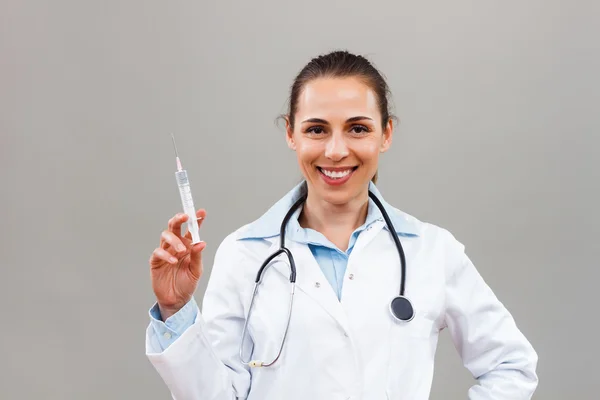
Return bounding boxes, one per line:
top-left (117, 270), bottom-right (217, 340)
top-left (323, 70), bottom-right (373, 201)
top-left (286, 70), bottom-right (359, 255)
top-left (324, 132), bottom-right (349, 161)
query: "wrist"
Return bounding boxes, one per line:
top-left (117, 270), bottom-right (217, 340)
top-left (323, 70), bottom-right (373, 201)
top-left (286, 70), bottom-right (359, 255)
top-left (158, 301), bottom-right (187, 321)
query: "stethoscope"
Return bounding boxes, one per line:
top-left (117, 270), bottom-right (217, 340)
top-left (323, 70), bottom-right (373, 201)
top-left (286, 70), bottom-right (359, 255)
top-left (239, 190), bottom-right (414, 368)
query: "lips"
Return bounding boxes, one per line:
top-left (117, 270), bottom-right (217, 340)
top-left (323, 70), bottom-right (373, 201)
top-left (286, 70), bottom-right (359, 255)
top-left (317, 166), bottom-right (358, 186)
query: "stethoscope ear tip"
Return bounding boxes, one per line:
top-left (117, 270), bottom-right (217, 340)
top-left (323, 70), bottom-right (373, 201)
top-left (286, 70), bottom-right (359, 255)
top-left (390, 295), bottom-right (415, 322)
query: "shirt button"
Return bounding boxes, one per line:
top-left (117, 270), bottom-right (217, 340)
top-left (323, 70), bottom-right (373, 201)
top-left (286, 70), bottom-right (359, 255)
top-left (315, 282), bottom-right (321, 288)
top-left (348, 274), bottom-right (354, 280)
top-left (163, 332), bottom-right (172, 340)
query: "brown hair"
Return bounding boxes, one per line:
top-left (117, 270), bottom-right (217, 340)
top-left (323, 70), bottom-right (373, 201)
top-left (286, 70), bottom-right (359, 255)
top-left (285, 50), bottom-right (396, 184)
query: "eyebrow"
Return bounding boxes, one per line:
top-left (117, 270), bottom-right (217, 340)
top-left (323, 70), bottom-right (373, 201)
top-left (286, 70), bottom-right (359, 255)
top-left (301, 116), bottom-right (374, 124)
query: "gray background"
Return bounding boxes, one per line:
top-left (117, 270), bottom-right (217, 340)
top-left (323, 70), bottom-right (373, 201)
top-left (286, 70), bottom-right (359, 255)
top-left (1, 0), bottom-right (598, 399)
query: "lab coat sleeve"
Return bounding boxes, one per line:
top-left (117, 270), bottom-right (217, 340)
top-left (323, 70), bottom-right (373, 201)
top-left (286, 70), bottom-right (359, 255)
top-left (148, 297), bottom-right (198, 351)
top-left (443, 234), bottom-right (539, 399)
top-left (145, 233), bottom-right (251, 400)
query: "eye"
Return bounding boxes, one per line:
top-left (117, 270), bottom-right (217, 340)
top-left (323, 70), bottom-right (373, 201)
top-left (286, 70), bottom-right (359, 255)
top-left (306, 126), bottom-right (326, 134)
top-left (350, 125), bottom-right (370, 134)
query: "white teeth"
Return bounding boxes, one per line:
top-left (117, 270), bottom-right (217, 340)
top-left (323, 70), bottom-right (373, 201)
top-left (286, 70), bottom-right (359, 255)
top-left (321, 168), bottom-right (353, 179)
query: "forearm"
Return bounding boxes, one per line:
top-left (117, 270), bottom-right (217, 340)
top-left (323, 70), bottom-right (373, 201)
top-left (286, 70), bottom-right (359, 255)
top-left (444, 236), bottom-right (538, 399)
top-left (146, 310), bottom-right (240, 400)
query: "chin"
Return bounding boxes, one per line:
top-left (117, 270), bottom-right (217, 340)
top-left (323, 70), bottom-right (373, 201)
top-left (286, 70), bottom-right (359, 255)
top-left (314, 182), bottom-right (364, 205)
top-left (321, 192), bottom-right (352, 205)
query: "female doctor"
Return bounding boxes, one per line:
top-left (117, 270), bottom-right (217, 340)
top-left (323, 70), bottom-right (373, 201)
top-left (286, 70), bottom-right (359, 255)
top-left (146, 50), bottom-right (538, 400)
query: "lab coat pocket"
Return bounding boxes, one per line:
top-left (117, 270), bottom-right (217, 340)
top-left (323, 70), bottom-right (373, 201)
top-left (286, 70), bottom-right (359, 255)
top-left (386, 313), bottom-right (436, 397)
top-left (407, 313), bottom-right (436, 338)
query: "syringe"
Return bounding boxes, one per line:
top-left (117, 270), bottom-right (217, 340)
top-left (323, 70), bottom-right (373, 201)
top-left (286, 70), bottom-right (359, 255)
top-left (170, 133), bottom-right (202, 244)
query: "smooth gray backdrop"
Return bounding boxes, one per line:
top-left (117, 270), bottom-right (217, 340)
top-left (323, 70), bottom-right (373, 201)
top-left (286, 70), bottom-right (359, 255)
top-left (1, 1), bottom-right (598, 399)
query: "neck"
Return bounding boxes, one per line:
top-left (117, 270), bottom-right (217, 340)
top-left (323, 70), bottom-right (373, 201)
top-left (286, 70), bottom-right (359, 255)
top-left (298, 187), bottom-right (369, 238)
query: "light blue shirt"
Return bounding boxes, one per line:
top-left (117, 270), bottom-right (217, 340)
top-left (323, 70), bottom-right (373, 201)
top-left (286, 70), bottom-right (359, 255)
top-left (149, 181), bottom-right (419, 350)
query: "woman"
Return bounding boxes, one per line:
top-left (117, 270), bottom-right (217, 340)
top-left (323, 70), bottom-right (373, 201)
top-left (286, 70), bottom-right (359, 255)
top-left (146, 51), bottom-right (538, 400)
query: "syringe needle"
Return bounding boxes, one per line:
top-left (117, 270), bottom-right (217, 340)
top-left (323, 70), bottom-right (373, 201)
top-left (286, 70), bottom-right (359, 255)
top-left (170, 133), bottom-right (183, 171)
top-left (170, 133), bottom-right (180, 158)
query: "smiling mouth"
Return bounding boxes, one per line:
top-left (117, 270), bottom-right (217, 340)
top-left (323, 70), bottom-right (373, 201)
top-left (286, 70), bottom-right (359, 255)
top-left (317, 166), bottom-right (358, 179)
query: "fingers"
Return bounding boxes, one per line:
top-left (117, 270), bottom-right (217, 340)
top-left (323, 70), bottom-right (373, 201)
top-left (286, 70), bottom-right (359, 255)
top-left (189, 240), bottom-right (207, 275)
top-left (161, 230), bottom-right (187, 253)
top-left (167, 213), bottom-right (188, 239)
top-left (184, 209), bottom-right (207, 240)
top-left (158, 209), bottom-right (207, 263)
top-left (151, 247), bottom-right (179, 266)
top-left (162, 211), bottom-right (197, 248)
top-left (196, 209), bottom-right (207, 226)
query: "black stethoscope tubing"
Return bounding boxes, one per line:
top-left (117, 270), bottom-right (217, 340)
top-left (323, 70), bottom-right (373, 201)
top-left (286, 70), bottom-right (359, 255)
top-left (240, 189), bottom-right (414, 368)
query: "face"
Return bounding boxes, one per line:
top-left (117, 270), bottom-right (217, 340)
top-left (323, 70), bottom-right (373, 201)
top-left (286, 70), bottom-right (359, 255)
top-left (286, 77), bottom-right (393, 206)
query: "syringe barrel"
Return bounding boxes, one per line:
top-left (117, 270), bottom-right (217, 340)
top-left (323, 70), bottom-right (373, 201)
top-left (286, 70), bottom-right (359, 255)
top-left (175, 170), bottom-right (201, 244)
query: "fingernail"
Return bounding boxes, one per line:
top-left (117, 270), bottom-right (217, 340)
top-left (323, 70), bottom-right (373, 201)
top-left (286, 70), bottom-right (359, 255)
top-left (177, 245), bottom-right (186, 252)
top-left (169, 256), bottom-right (177, 263)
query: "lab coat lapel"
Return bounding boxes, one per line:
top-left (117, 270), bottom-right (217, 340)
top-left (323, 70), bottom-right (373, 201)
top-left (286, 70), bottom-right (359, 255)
top-left (264, 238), bottom-right (351, 334)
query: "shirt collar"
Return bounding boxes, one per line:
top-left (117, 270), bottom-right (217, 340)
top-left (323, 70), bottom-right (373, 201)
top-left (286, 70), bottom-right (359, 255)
top-left (237, 180), bottom-right (420, 240)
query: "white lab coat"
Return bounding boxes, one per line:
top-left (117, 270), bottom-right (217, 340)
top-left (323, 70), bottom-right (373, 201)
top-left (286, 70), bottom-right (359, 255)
top-left (146, 208), bottom-right (538, 400)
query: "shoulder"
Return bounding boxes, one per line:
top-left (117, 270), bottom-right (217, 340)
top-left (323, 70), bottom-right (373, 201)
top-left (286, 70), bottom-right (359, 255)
top-left (211, 222), bottom-right (276, 271)
top-left (387, 204), bottom-right (466, 254)
top-left (214, 223), bottom-right (269, 256)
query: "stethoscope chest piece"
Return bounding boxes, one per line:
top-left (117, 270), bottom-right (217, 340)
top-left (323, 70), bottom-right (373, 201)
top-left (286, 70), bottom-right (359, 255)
top-left (390, 295), bottom-right (415, 322)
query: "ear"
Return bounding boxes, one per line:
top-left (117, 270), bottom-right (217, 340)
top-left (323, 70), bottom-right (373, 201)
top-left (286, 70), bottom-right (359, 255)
top-left (285, 116), bottom-right (296, 151)
top-left (380, 118), bottom-right (393, 153)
